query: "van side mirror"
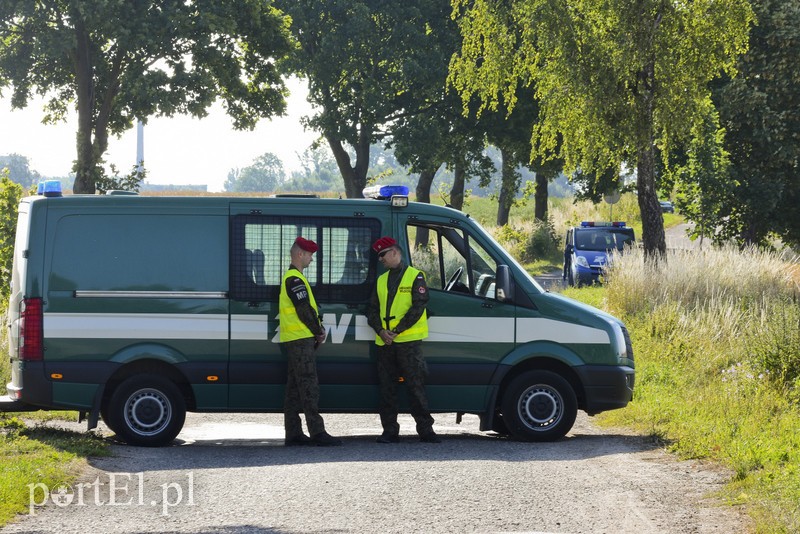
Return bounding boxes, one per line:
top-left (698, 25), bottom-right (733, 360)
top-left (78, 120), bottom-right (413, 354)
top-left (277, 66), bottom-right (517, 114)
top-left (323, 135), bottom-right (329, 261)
top-left (495, 265), bottom-right (514, 303)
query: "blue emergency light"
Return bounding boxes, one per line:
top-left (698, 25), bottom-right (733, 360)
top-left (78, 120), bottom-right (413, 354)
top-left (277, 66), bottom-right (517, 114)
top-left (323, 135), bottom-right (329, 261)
top-left (43, 180), bottom-right (63, 198)
top-left (36, 181), bottom-right (44, 195)
top-left (580, 221), bottom-right (626, 227)
top-left (362, 184), bottom-right (409, 200)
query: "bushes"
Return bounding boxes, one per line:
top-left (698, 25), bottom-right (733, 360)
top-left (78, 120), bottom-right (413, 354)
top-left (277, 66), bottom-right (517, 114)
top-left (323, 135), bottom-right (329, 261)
top-left (493, 216), bottom-right (561, 264)
top-left (1, 172), bottom-right (23, 308)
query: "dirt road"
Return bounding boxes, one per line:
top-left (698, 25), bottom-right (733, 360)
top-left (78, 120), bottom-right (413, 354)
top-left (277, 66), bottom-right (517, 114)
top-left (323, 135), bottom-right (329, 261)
top-left (3, 412), bottom-right (749, 533)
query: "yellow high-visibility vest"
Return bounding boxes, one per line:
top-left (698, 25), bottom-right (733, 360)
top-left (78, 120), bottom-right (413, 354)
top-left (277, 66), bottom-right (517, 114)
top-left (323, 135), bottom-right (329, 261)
top-left (279, 268), bottom-right (319, 342)
top-left (376, 267), bottom-right (428, 346)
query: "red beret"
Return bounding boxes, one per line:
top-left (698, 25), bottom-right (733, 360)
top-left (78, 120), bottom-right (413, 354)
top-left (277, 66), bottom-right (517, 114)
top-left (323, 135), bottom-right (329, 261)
top-left (372, 236), bottom-right (397, 253)
top-left (294, 236), bottom-right (318, 253)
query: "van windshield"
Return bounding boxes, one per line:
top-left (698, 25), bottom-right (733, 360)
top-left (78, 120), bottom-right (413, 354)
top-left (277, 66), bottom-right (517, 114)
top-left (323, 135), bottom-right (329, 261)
top-left (575, 229), bottom-right (634, 252)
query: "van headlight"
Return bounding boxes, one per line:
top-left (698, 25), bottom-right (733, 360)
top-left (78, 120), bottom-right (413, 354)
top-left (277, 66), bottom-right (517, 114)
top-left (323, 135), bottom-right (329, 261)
top-left (608, 319), bottom-right (628, 360)
top-left (575, 256), bottom-right (590, 268)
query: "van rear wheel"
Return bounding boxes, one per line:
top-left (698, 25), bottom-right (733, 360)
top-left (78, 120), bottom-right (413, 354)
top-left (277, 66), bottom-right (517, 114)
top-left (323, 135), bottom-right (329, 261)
top-left (501, 370), bottom-right (577, 442)
top-left (106, 375), bottom-right (186, 447)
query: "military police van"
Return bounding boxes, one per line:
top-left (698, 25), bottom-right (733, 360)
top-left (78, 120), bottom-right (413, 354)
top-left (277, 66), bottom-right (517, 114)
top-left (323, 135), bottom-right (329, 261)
top-left (4, 184), bottom-right (634, 446)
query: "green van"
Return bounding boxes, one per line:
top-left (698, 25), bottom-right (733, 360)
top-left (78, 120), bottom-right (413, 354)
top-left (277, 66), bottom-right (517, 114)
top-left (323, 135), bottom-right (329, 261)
top-left (3, 187), bottom-right (634, 446)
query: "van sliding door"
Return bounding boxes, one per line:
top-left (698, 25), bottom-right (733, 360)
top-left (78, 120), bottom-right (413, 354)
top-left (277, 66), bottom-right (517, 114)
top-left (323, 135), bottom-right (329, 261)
top-left (227, 205), bottom-right (381, 410)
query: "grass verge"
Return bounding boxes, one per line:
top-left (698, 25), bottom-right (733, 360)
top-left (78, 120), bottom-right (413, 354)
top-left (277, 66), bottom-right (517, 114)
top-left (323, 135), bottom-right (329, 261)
top-left (0, 416), bottom-right (109, 525)
top-left (570, 245), bottom-right (800, 533)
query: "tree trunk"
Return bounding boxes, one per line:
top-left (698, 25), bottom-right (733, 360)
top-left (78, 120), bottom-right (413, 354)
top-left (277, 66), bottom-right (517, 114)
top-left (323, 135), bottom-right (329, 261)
top-left (327, 132), bottom-right (370, 198)
top-left (635, 58), bottom-right (666, 258)
top-left (534, 171), bottom-right (549, 221)
top-left (71, 13), bottom-right (97, 194)
top-left (637, 142), bottom-right (666, 258)
top-left (449, 160), bottom-right (466, 210)
top-left (414, 166), bottom-right (437, 250)
top-left (496, 147), bottom-right (518, 226)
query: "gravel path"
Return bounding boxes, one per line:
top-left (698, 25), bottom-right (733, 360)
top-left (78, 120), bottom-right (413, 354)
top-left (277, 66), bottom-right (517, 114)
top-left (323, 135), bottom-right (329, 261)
top-left (3, 412), bottom-right (749, 533)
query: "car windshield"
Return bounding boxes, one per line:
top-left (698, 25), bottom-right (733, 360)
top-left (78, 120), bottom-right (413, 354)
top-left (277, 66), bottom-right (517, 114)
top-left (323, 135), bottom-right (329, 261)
top-left (575, 229), bottom-right (633, 251)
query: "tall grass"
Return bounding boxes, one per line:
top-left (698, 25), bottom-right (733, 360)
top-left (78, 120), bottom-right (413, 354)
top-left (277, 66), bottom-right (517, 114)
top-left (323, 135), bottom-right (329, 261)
top-left (600, 245), bottom-right (800, 533)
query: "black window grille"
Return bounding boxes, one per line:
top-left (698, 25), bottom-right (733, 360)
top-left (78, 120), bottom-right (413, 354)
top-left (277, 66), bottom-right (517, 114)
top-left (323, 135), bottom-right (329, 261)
top-left (231, 214), bottom-right (380, 303)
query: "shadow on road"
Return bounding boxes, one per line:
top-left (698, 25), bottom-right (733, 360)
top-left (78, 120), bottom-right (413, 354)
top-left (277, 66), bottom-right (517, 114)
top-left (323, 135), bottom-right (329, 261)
top-left (91, 424), bottom-right (659, 472)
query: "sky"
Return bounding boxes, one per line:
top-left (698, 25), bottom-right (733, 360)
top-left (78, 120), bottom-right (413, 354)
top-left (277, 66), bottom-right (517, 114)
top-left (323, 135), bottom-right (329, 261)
top-left (0, 77), bottom-right (319, 192)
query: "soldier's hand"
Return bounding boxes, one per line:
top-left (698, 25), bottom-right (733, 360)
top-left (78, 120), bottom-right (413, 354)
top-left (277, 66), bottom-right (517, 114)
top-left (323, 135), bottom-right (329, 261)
top-left (315, 331), bottom-right (327, 344)
top-left (380, 329), bottom-right (396, 345)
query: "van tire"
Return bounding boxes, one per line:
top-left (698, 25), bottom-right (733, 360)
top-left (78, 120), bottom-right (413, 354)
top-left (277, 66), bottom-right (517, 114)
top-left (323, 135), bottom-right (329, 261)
top-left (501, 370), bottom-right (577, 442)
top-left (106, 375), bottom-right (186, 447)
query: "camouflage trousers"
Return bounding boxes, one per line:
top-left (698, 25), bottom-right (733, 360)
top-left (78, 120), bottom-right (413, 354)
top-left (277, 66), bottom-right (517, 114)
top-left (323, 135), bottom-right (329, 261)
top-left (376, 340), bottom-right (435, 436)
top-left (283, 338), bottom-right (326, 438)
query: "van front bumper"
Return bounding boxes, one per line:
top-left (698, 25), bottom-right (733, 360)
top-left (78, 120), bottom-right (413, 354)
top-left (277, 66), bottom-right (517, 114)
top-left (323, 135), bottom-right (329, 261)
top-left (575, 365), bottom-right (635, 414)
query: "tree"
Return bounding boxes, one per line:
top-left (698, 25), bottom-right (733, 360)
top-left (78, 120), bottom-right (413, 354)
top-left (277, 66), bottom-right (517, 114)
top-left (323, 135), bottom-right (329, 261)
top-left (706, 0), bottom-right (800, 247)
top-left (0, 1), bottom-right (293, 193)
top-left (669, 103), bottom-right (732, 247)
top-left (225, 152), bottom-right (286, 193)
top-left (0, 153), bottom-right (41, 188)
top-left (390, 91), bottom-right (493, 212)
top-left (282, 145), bottom-right (343, 193)
top-left (449, 0), bottom-right (753, 257)
top-left (276, 0), bottom-right (456, 198)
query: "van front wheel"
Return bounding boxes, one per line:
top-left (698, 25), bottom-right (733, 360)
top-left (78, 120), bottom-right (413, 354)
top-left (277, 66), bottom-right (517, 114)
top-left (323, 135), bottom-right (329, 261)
top-left (106, 375), bottom-right (186, 447)
top-left (501, 370), bottom-right (577, 442)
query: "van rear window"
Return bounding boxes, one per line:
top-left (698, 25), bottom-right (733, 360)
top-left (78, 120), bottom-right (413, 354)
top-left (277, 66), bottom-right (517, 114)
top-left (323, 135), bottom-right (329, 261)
top-left (49, 214), bottom-right (227, 291)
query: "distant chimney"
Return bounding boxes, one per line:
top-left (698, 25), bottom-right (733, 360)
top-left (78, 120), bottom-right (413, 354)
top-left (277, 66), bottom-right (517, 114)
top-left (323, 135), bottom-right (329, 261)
top-left (136, 120), bottom-right (144, 173)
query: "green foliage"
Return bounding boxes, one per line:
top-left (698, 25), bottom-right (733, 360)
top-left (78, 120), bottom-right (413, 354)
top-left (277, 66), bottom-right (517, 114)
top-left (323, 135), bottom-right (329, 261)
top-left (0, 171), bottom-right (22, 308)
top-left (0, 0), bottom-right (294, 193)
top-left (668, 103), bottom-right (734, 245)
top-left (525, 217), bottom-right (559, 261)
top-left (0, 154), bottom-right (41, 189)
top-left (709, 0), bottom-right (800, 248)
top-left (225, 152), bottom-right (286, 193)
top-left (745, 297), bottom-right (800, 389)
top-left (449, 0), bottom-right (754, 255)
top-left (95, 164), bottom-right (146, 195)
top-left (276, 0), bottom-right (459, 198)
top-left (595, 244), bottom-right (800, 533)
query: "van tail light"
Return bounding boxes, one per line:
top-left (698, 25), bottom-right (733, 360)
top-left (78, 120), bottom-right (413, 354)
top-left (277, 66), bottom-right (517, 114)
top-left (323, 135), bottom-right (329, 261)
top-left (19, 298), bottom-right (44, 361)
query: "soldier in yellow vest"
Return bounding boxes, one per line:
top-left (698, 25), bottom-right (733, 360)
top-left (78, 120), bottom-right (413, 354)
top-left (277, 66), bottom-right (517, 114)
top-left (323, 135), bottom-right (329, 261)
top-left (367, 236), bottom-right (440, 443)
top-left (280, 236), bottom-right (341, 446)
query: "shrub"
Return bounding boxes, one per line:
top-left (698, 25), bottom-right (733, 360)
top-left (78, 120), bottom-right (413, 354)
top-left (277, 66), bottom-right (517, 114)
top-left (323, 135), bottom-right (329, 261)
top-left (524, 216), bottom-right (560, 262)
top-left (0, 172), bottom-right (23, 308)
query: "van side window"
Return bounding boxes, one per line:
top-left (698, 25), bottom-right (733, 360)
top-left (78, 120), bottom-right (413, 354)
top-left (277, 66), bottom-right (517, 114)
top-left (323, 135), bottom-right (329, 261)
top-left (231, 215), bottom-right (380, 303)
top-left (406, 222), bottom-right (499, 299)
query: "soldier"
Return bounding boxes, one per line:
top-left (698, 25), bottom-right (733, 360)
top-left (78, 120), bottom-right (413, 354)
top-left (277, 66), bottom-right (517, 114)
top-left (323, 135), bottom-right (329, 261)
top-left (367, 236), bottom-right (440, 443)
top-left (280, 236), bottom-right (342, 446)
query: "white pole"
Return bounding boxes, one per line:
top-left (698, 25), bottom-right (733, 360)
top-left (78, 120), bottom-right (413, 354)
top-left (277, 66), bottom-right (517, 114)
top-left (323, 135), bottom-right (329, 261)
top-left (136, 120), bottom-right (144, 173)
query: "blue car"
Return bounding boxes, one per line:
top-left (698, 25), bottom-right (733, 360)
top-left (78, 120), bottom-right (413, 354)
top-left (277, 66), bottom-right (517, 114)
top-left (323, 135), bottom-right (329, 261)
top-left (563, 222), bottom-right (636, 286)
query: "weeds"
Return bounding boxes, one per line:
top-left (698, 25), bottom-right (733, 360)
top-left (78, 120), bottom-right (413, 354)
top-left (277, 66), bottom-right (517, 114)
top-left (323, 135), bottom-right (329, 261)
top-left (594, 244), bottom-right (800, 533)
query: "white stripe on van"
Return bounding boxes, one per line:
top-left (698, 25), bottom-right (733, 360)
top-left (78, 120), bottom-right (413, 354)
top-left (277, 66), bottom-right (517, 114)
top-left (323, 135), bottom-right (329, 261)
top-left (427, 317), bottom-right (515, 343)
top-left (43, 313), bottom-right (609, 345)
top-left (516, 318), bottom-right (610, 344)
top-left (230, 315), bottom-right (270, 341)
top-left (44, 313), bottom-right (229, 340)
